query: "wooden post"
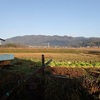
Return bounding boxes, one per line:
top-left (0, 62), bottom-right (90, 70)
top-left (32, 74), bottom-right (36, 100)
top-left (42, 54), bottom-right (45, 76)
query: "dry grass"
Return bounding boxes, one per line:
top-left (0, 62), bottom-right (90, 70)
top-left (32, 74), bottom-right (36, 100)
top-left (0, 53), bottom-right (99, 62)
top-left (0, 47), bottom-right (100, 61)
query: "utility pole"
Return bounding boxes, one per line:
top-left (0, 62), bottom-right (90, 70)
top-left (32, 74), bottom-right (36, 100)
top-left (48, 42), bottom-right (50, 48)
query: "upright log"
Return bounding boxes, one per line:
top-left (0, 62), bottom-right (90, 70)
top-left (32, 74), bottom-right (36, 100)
top-left (42, 54), bottom-right (45, 76)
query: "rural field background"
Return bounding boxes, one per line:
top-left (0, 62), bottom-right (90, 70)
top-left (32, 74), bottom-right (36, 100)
top-left (0, 47), bottom-right (100, 100)
top-left (0, 47), bottom-right (100, 61)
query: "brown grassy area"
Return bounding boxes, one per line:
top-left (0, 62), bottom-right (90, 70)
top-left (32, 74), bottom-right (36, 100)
top-left (0, 47), bottom-right (100, 61)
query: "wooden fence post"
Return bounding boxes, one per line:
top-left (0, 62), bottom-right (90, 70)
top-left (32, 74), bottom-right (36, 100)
top-left (42, 54), bottom-right (45, 76)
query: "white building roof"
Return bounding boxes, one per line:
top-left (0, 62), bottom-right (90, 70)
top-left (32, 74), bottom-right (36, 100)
top-left (0, 54), bottom-right (14, 61)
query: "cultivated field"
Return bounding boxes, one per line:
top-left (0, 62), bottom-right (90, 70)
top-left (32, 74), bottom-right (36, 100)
top-left (0, 47), bottom-right (100, 100)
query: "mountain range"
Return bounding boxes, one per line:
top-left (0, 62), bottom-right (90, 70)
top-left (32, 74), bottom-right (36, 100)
top-left (3, 35), bottom-right (100, 47)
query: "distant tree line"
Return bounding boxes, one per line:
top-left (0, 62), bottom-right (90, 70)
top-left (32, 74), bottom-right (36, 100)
top-left (3, 43), bottom-right (26, 47)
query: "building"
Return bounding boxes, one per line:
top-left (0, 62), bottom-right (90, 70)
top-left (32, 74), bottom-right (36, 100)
top-left (0, 38), bottom-right (5, 46)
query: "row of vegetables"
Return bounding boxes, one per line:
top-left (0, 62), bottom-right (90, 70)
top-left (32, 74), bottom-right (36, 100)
top-left (49, 61), bottom-right (100, 68)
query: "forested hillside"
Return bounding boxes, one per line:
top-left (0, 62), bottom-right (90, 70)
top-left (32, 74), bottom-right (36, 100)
top-left (3, 35), bottom-right (100, 47)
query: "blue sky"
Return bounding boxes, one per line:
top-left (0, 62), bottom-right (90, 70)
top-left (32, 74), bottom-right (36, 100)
top-left (0, 0), bottom-right (100, 39)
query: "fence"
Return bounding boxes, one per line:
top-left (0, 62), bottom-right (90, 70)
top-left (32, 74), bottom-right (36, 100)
top-left (0, 54), bottom-right (52, 100)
